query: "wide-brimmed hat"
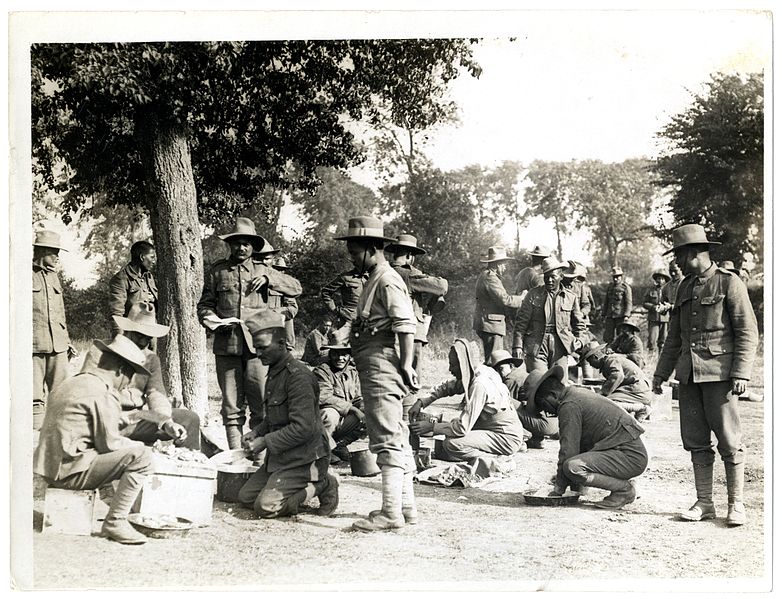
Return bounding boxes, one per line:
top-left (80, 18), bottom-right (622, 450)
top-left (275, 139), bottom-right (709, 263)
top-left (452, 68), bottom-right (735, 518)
top-left (579, 340), bottom-right (608, 363)
top-left (385, 234), bottom-right (427, 256)
top-left (610, 266), bottom-right (624, 277)
top-left (529, 245), bottom-right (551, 258)
top-left (272, 256), bottom-right (288, 270)
top-left (651, 270), bottom-right (671, 282)
top-left (112, 302), bottom-right (169, 338)
top-left (253, 239), bottom-right (281, 256)
top-left (663, 224), bottom-right (722, 255)
top-left (219, 217), bottom-right (267, 250)
top-left (480, 246), bottom-right (515, 263)
top-left (562, 260), bottom-right (587, 280)
top-left (540, 256), bottom-right (568, 275)
top-left (718, 260), bottom-right (741, 275)
top-left (487, 349), bottom-right (523, 369)
top-left (33, 230), bottom-right (68, 252)
top-left (321, 328), bottom-right (352, 351)
top-left (333, 216), bottom-right (396, 242)
top-left (451, 339), bottom-right (480, 394)
top-left (523, 364), bottom-right (566, 415)
top-left (617, 318), bottom-right (641, 333)
top-left (94, 335), bottom-right (151, 377)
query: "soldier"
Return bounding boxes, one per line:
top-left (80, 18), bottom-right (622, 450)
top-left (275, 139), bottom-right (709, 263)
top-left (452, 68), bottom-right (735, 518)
top-left (386, 234), bottom-right (449, 379)
top-left (524, 365), bottom-right (648, 509)
top-left (301, 317), bottom-right (333, 367)
top-left (653, 224), bottom-right (758, 526)
top-left (580, 341), bottom-right (653, 421)
top-left (334, 216), bottom-right (419, 531)
top-left (268, 255), bottom-right (298, 352)
top-left (602, 265), bottom-right (633, 343)
top-left (642, 270), bottom-right (672, 353)
top-left (562, 260), bottom-right (596, 324)
top-left (473, 246), bottom-right (524, 362)
top-left (489, 350), bottom-right (557, 450)
top-left (108, 240), bottom-right (158, 336)
top-left (408, 339), bottom-right (526, 466)
top-left (238, 312), bottom-right (338, 518)
top-left (252, 238), bottom-right (280, 266)
top-left (34, 335), bottom-right (154, 544)
top-left (197, 218), bottom-right (302, 449)
top-left (608, 319), bottom-right (646, 369)
top-left (512, 257), bottom-right (587, 372)
top-left (320, 265), bottom-right (367, 335)
top-left (514, 244), bottom-right (550, 299)
top-left (314, 329), bottom-right (365, 463)
top-left (32, 229), bottom-right (76, 430)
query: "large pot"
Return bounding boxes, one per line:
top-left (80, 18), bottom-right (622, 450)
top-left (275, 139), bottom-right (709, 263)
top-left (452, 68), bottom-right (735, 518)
top-left (216, 464), bottom-right (258, 503)
top-left (350, 448), bottom-right (381, 477)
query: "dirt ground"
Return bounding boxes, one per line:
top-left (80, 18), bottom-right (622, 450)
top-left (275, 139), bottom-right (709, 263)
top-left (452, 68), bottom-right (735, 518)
top-left (27, 346), bottom-right (768, 591)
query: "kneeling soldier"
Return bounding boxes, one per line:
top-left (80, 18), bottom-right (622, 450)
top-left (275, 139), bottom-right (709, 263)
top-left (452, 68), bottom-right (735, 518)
top-left (238, 312), bottom-right (338, 518)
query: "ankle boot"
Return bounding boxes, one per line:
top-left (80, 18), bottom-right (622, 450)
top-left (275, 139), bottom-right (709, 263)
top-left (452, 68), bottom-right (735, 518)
top-left (680, 461), bottom-right (716, 521)
top-left (353, 466), bottom-right (405, 531)
top-left (101, 471), bottom-right (148, 545)
top-left (725, 462), bottom-right (746, 526)
top-left (225, 425), bottom-right (243, 450)
top-left (587, 473), bottom-right (637, 509)
top-left (368, 468), bottom-right (418, 524)
top-left (316, 473), bottom-right (340, 516)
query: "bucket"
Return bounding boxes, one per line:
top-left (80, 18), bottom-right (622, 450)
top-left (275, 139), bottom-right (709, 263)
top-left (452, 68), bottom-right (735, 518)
top-left (349, 448), bottom-right (381, 477)
top-left (216, 464), bottom-right (258, 503)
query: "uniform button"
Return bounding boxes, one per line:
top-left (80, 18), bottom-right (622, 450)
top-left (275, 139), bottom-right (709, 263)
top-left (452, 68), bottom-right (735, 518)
top-left (691, 343), bottom-right (696, 347)
top-left (692, 312), bottom-right (697, 316)
top-left (693, 296), bottom-right (698, 300)
top-left (692, 327), bottom-right (697, 331)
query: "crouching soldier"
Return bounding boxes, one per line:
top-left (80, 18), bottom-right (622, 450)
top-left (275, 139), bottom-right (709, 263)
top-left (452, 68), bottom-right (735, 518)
top-left (608, 319), bottom-right (646, 369)
top-left (523, 365), bottom-right (648, 509)
top-left (238, 312), bottom-right (338, 518)
top-left (408, 339), bottom-right (526, 467)
top-left (581, 341), bottom-right (653, 421)
top-left (33, 335), bottom-right (155, 544)
top-left (314, 330), bottom-right (366, 463)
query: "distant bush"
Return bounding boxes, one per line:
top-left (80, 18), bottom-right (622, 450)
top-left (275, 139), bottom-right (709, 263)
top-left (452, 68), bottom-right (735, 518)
top-left (61, 274), bottom-right (111, 342)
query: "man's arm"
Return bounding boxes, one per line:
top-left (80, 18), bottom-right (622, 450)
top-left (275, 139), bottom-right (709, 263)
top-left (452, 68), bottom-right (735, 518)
top-left (196, 268), bottom-right (218, 324)
top-left (555, 403), bottom-right (581, 491)
top-left (601, 357), bottom-right (624, 396)
top-left (433, 378), bottom-right (488, 437)
top-left (512, 293), bottom-right (534, 353)
top-left (485, 273), bottom-right (523, 311)
top-left (314, 365), bottom-right (352, 416)
top-left (319, 274), bottom-right (342, 314)
top-left (263, 369), bottom-right (319, 454)
top-left (725, 275), bottom-right (759, 382)
top-left (107, 270), bottom-right (128, 334)
top-left (623, 284), bottom-right (633, 318)
top-left (257, 264), bottom-right (302, 298)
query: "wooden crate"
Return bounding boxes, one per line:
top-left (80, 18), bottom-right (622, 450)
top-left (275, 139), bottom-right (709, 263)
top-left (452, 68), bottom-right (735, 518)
top-left (43, 488), bottom-right (98, 536)
top-left (132, 455), bottom-right (217, 526)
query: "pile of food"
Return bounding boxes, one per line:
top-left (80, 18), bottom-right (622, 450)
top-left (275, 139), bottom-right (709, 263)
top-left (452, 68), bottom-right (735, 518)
top-left (152, 440), bottom-right (209, 463)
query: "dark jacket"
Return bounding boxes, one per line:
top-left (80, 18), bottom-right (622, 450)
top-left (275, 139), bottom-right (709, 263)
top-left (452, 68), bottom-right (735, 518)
top-left (654, 263), bottom-right (758, 383)
top-left (313, 362), bottom-right (362, 416)
top-left (32, 264), bottom-right (70, 354)
top-left (597, 353), bottom-right (651, 398)
top-left (642, 285), bottom-right (669, 323)
top-left (392, 263), bottom-right (448, 343)
top-left (603, 280), bottom-right (633, 319)
top-left (512, 285), bottom-right (587, 356)
top-left (108, 263), bottom-right (158, 334)
top-left (473, 269), bottom-right (524, 335)
top-left (514, 266), bottom-right (543, 296)
top-left (256, 353), bottom-right (330, 473)
top-left (555, 387), bottom-right (645, 489)
top-left (320, 269), bottom-right (367, 327)
top-left (608, 333), bottom-right (645, 369)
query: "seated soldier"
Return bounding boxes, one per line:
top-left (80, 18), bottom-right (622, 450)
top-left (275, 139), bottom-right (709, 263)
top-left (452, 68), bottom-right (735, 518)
top-left (608, 319), bottom-right (645, 369)
top-left (238, 312), bottom-right (338, 518)
top-left (313, 330), bottom-right (366, 463)
top-left (33, 335), bottom-right (155, 544)
top-left (522, 364), bottom-right (648, 509)
top-left (80, 302), bottom-right (200, 449)
top-left (407, 339), bottom-right (526, 466)
top-left (488, 349), bottom-right (557, 450)
top-left (581, 341), bottom-right (653, 421)
top-left (301, 317), bottom-right (333, 367)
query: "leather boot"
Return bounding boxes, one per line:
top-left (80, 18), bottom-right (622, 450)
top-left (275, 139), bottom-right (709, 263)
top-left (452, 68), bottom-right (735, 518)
top-left (101, 471), bottom-right (148, 545)
top-left (225, 425), bottom-right (243, 450)
top-left (588, 473), bottom-right (637, 509)
top-left (368, 468), bottom-right (418, 525)
top-left (680, 461), bottom-right (716, 521)
top-left (725, 462), bottom-right (746, 526)
top-left (353, 466), bottom-right (405, 531)
top-left (316, 473), bottom-right (340, 517)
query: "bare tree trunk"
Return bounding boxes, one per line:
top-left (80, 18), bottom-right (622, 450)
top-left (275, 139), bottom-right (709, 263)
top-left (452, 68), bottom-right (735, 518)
top-left (554, 214), bottom-right (564, 259)
top-left (139, 117), bottom-right (209, 420)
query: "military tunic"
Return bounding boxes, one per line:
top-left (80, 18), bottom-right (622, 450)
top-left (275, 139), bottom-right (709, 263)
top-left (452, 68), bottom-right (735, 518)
top-left (643, 284), bottom-right (669, 351)
top-left (608, 332), bottom-right (645, 369)
top-left (314, 361), bottom-right (364, 447)
top-left (602, 280), bottom-right (633, 342)
top-left (514, 265), bottom-right (543, 297)
top-left (320, 269), bottom-right (367, 331)
top-left (473, 269), bottom-right (524, 360)
top-left (108, 263), bottom-right (159, 335)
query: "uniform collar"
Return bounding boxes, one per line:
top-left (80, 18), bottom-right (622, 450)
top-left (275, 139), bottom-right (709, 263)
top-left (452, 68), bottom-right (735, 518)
top-left (268, 352), bottom-right (294, 377)
top-left (228, 256), bottom-right (253, 272)
top-left (694, 262), bottom-right (717, 283)
top-left (33, 262), bottom-right (57, 273)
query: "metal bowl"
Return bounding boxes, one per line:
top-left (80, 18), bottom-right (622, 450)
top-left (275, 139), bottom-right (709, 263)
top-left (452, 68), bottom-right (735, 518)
top-left (128, 513), bottom-right (193, 538)
top-left (523, 493), bottom-right (580, 507)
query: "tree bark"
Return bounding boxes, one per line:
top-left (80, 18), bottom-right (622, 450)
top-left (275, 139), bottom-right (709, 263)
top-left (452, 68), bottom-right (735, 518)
top-left (138, 116), bottom-right (209, 419)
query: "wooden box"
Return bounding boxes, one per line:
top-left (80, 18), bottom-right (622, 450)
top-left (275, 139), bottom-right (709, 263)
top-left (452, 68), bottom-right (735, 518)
top-left (42, 488), bottom-right (98, 536)
top-left (132, 455), bottom-right (217, 526)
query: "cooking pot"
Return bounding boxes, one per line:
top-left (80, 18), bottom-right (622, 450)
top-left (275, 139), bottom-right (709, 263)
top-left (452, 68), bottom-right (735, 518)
top-left (216, 464), bottom-right (258, 503)
top-left (349, 448), bottom-right (381, 477)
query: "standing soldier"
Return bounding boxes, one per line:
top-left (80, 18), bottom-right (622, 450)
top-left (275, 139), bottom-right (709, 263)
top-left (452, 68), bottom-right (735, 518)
top-left (252, 239), bottom-right (280, 266)
top-left (659, 259), bottom-right (683, 320)
top-left (512, 257), bottom-right (587, 372)
top-left (642, 270), bottom-right (672, 353)
top-left (320, 265), bottom-right (367, 335)
top-left (32, 229), bottom-right (75, 430)
top-left (334, 216), bottom-right (420, 531)
top-left (652, 224), bottom-right (758, 526)
top-left (562, 260), bottom-right (596, 324)
top-left (602, 266), bottom-right (633, 343)
top-left (473, 246), bottom-right (524, 362)
top-left (514, 245), bottom-right (550, 299)
top-left (268, 255), bottom-right (298, 352)
top-left (386, 234), bottom-right (449, 378)
top-left (197, 218), bottom-right (302, 449)
top-left (108, 241), bottom-right (158, 336)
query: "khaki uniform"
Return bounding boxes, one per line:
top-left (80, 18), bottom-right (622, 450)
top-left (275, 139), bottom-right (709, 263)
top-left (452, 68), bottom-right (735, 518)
top-left (602, 280), bottom-right (633, 342)
top-left (473, 269), bottom-right (524, 360)
top-left (514, 266), bottom-right (543, 297)
top-left (301, 328), bottom-right (330, 367)
top-left (503, 367), bottom-right (558, 445)
top-left (314, 361), bottom-right (364, 448)
top-left (108, 263), bottom-right (158, 335)
top-left (266, 280), bottom-right (299, 351)
top-left (320, 269), bottom-right (367, 331)
top-left (643, 284), bottom-right (669, 350)
top-left (597, 353), bottom-right (654, 408)
top-left (32, 263), bottom-right (71, 429)
top-left (608, 333), bottom-right (645, 369)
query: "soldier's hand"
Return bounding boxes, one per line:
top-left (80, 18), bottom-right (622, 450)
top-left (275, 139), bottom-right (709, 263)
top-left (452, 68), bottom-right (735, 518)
top-left (732, 378), bottom-right (747, 396)
top-left (512, 347), bottom-right (524, 360)
top-left (67, 344), bottom-right (80, 360)
top-left (162, 420), bottom-right (187, 442)
top-left (409, 420), bottom-right (434, 436)
top-left (548, 484), bottom-right (566, 497)
top-left (407, 399), bottom-right (423, 422)
top-left (245, 275), bottom-right (269, 294)
top-left (247, 436), bottom-right (266, 455)
top-left (241, 429), bottom-right (259, 449)
top-left (651, 376), bottom-right (664, 395)
top-left (216, 323), bottom-right (236, 335)
top-left (402, 366), bottom-right (420, 391)
top-left (350, 406), bottom-right (365, 422)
